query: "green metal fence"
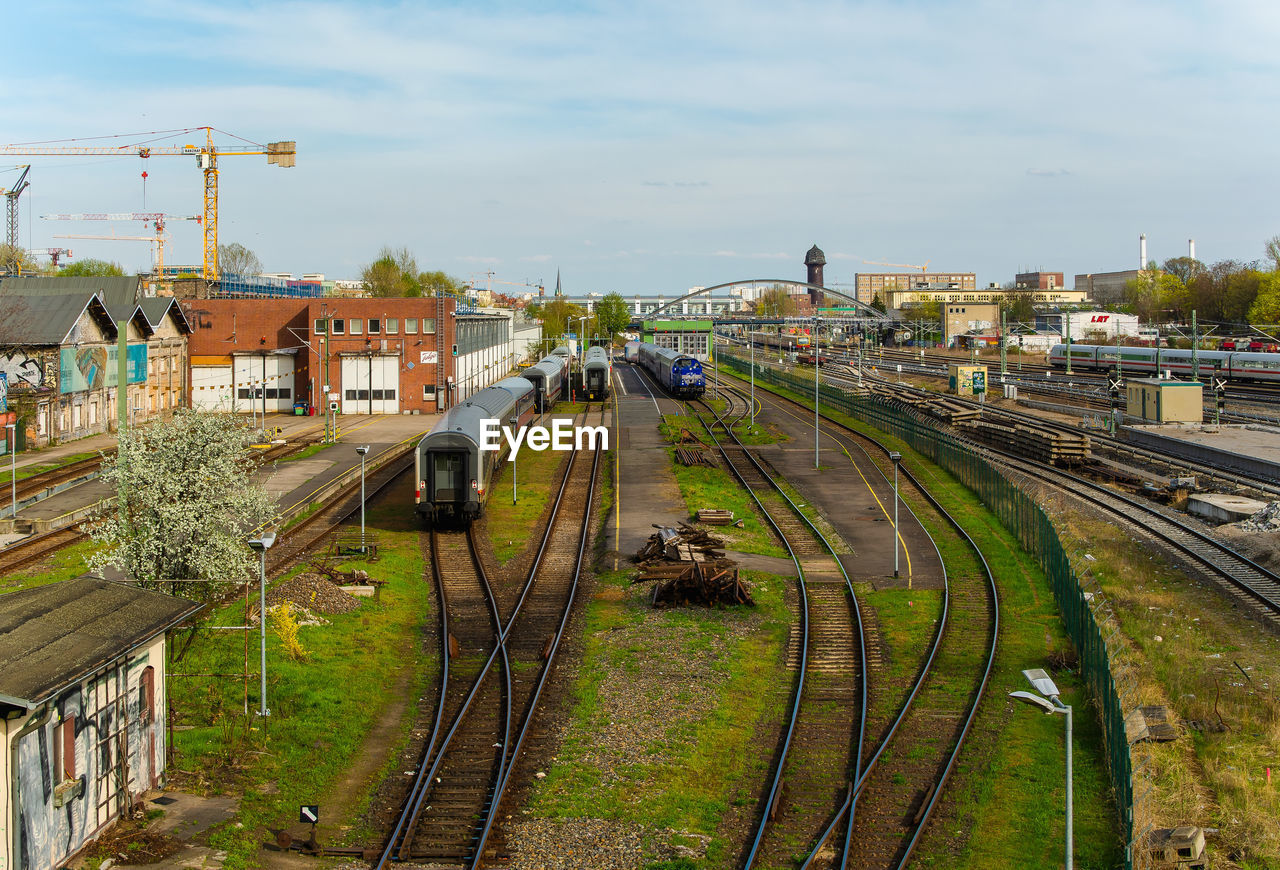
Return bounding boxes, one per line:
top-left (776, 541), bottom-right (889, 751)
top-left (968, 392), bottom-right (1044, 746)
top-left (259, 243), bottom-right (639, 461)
top-left (721, 354), bottom-right (1135, 867)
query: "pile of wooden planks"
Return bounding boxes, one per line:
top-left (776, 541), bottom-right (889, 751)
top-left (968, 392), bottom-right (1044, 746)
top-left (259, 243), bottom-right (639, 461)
top-left (634, 523), bottom-right (727, 564)
top-left (634, 558), bottom-right (754, 607)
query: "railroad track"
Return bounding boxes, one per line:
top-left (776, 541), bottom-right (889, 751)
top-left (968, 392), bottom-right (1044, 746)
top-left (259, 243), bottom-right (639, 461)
top-left (697, 375), bottom-right (1000, 868)
top-left (372, 407), bottom-right (603, 868)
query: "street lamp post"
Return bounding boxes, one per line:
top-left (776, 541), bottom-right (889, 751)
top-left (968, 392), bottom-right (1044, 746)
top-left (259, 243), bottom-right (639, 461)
top-left (509, 415), bottom-right (518, 504)
top-left (814, 314), bottom-right (820, 470)
top-left (6, 423), bottom-right (15, 520)
top-left (750, 329), bottom-right (756, 431)
top-left (247, 532), bottom-right (277, 717)
top-left (889, 451), bottom-right (902, 578)
top-left (356, 446), bottom-right (369, 552)
top-left (1010, 668), bottom-right (1073, 870)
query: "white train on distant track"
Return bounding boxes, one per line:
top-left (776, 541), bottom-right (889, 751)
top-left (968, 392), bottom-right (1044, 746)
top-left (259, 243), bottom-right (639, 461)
top-left (1049, 344), bottom-right (1280, 382)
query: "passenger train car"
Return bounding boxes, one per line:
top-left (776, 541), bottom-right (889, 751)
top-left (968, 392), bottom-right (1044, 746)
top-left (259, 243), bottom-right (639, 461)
top-left (582, 345), bottom-right (612, 401)
top-left (521, 352), bottom-right (568, 411)
top-left (638, 342), bottom-right (706, 398)
top-left (1049, 344), bottom-right (1280, 382)
top-left (415, 376), bottom-right (537, 522)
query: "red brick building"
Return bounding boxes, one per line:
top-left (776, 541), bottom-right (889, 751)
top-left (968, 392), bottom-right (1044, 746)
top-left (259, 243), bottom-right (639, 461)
top-left (185, 297), bottom-right (462, 415)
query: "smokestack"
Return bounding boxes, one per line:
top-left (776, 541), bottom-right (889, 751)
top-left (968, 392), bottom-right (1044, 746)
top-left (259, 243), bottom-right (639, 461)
top-left (1140, 234), bottom-right (1147, 271)
top-left (1189, 238), bottom-right (1196, 261)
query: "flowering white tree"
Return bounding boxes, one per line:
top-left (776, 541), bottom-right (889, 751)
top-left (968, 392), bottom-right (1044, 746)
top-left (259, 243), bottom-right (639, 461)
top-left (88, 408), bottom-right (278, 602)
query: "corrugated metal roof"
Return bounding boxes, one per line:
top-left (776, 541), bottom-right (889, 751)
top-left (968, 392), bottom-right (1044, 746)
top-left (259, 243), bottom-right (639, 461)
top-left (0, 576), bottom-right (202, 709)
top-left (0, 292), bottom-right (117, 346)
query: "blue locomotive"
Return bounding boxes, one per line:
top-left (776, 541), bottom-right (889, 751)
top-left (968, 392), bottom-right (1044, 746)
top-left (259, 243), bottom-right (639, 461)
top-left (638, 342), bottom-right (705, 398)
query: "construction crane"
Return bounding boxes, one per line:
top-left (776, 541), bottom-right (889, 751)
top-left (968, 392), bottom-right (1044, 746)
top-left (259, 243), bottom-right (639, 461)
top-left (469, 271), bottom-right (546, 298)
top-left (53, 230), bottom-right (176, 275)
top-left (863, 259), bottom-right (930, 273)
top-left (29, 248), bottom-right (72, 268)
top-left (42, 212), bottom-right (200, 274)
top-left (1, 165), bottom-right (30, 248)
top-left (1, 128), bottom-right (295, 281)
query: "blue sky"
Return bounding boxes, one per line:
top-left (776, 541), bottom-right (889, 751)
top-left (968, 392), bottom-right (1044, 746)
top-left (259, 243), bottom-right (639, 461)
top-left (2, 0), bottom-right (1278, 294)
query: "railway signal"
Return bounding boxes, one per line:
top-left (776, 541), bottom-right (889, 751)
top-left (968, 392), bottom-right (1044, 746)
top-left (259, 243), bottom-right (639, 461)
top-left (1215, 378), bottom-right (1226, 425)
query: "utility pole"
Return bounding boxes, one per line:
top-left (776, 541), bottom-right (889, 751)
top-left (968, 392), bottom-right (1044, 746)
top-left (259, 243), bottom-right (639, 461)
top-left (1064, 310), bottom-right (1072, 375)
top-left (1192, 310), bottom-right (1200, 382)
top-left (1000, 308), bottom-right (1008, 376)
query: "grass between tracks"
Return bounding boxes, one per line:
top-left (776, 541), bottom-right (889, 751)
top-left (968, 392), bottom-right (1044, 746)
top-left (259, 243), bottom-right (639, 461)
top-left (164, 485), bottom-right (432, 870)
top-left (484, 404), bottom-right (588, 565)
top-left (0, 537), bottom-right (98, 590)
top-left (0, 450), bottom-right (100, 486)
top-left (720, 366), bottom-right (1124, 868)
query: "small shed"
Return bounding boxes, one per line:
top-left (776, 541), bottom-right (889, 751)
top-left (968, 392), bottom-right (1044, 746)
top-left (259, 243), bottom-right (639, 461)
top-left (0, 577), bottom-right (202, 870)
top-left (948, 364), bottom-right (987, 397)
top-left (1126, 378), bottom-right (1204, 423)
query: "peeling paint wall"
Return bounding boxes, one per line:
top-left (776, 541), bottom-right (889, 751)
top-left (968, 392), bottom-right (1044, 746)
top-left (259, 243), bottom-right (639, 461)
top-left (9, 642), bottom-right (167, 870)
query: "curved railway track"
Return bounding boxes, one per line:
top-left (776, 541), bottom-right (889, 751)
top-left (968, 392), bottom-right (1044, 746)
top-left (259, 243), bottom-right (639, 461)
top-left (372, 406), bottom-right (604, 869)
top-left (694, 373), bottom-right (1000, 869)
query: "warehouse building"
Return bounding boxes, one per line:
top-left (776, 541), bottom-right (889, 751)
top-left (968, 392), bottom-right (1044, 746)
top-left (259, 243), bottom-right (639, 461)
top-left (185, 298), bottom-right (537, 414)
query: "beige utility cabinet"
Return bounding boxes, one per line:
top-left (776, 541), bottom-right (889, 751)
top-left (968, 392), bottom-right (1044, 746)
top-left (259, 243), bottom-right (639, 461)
top-left (1126, 378), bottom-right (1204, 423)
top-left (948, 364), bottom-right (987, 397)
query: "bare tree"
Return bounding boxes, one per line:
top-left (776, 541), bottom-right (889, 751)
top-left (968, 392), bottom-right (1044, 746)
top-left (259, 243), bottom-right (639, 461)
top-left (219, 242), bottom-right (263, 275)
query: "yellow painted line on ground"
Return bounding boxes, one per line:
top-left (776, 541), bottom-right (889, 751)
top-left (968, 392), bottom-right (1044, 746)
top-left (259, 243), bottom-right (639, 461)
top-left (733, 376), bottom-right (915, 583)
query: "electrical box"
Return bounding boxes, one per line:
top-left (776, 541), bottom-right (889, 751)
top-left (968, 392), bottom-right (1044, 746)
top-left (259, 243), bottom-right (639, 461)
top-left (948, 364), bottom-right (988, 397)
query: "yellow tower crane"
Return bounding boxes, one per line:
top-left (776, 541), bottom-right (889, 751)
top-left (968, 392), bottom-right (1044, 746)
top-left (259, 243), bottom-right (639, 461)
top-left (1, 128), bottom-right (295, 281)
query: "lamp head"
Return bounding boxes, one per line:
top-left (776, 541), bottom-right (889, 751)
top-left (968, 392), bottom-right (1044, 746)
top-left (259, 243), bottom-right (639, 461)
top-left (1022, 668), bottom-right (1061, 699)
top-left (247, 531), bottom-right (277, 553)
top-left (889, 451), bottom-right (902, 462)
top-left (1009, 690), bottom-right (1057, 715)
top-left (356, 445), bottom-right (369, 456)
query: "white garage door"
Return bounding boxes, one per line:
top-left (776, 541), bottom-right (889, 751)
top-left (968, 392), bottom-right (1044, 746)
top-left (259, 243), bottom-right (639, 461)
top-left (191, 365), bottom-right (233, 411)
top-left (233, 354), bottom-right (296, 413)
top-left (341, 355), bottom-right (400, 414)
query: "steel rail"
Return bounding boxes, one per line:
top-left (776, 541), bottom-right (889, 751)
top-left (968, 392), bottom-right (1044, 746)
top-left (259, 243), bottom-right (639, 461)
top-left (714, 378), bottom-right (999, 868)
top-left (372, 410), bottom-right (590, 869)
top-left (470, 412), bottom-right (604, 866)
top-left (682, 386), bottom-right (866, 869)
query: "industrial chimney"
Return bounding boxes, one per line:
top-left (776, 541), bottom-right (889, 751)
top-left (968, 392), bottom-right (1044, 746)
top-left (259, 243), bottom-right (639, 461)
top-left (1189, 239), bottom-right (1196, 261)
top-left (1140, 234), bottom-right (1147, 271)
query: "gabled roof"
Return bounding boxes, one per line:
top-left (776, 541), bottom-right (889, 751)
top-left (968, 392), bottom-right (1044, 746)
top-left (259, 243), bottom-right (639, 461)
top-left (0, 292), bottom-right (117, 346)
top-left (139, 296), bottom-right (193, 334)
top-left (0, 275), bottom-right (139, 310)
top-left (0, 576), bottom-right (202, 710)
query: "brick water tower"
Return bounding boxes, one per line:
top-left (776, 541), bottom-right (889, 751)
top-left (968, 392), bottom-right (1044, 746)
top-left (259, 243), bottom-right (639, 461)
top-left (804, 244), bottom-right (826, 308)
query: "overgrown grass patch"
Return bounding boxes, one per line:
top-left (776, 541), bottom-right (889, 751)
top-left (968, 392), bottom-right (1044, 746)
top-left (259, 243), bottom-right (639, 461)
top-left (0, 450), bottom-right (101, 485)
top-left (484, 443), bottom-right (570, 564)
top-left (169, 490), bottom-right (431, 870)
top-left (1, 538), bottom-right (96, 590)
top-left (526, 567), bottom-right (790, 866)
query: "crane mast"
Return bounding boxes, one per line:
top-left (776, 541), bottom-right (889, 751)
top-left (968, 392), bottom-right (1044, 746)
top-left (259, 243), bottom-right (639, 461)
top-left (1, 128), bottom-right (295, 280)
top-left (1, 165), bottom-right (31, 248)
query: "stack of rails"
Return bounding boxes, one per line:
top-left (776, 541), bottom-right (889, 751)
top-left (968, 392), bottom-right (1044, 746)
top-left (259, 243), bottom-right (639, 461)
top-left (582, 345), bottom-right (611, 401)
top-left (868, 384), bottom-right (980, 422)
top-left (959, 418), bottom-right (1091, 466)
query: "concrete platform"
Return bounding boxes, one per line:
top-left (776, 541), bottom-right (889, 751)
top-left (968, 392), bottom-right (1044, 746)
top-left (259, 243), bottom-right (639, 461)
top-left (1187, 492), bottom-right (1268, 524)
top-left (604, 365), bottom-right (689, 567)
top-left (1121, 423), bottom-right (1280, 484)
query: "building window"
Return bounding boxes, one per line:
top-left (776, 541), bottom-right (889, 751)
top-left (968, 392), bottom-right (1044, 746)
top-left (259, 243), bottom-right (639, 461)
top-left (314, 319), bottom-right (327, 334)
top-left (55, 715), bottom-right (76, 781)
top-left (405, 318), bottom-right (418, 334)
top-left (423, 384), bottom-right (436, 400)
top-left (350, 319), bottom-right (363, 335)
top-left (422, 318), bottom-right (436, 334)
top-left (369, 318), bottom-right (381, 334)
top-left (331, 319), bottom-right (345, 335)
top-left (385, 318), bottom-right (398, 334)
